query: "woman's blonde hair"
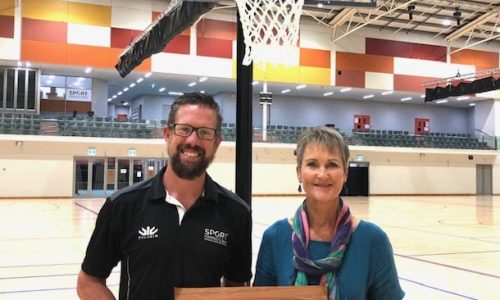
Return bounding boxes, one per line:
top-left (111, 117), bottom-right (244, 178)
top-left (295, 126), bottom-right (350, 170)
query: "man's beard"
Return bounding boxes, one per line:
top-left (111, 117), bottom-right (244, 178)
top-left (170, 144), bottom-right (213, 180)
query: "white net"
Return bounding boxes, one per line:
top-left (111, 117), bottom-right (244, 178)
top-left (234, 0), bottom-right (305, 66)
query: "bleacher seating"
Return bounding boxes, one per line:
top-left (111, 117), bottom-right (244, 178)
top-left (0, 113), bottom-right (494, 150)
top-left (351, 129), bottom-right (491, 150)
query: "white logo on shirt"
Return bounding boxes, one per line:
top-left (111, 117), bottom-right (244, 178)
top-left (204, 228), bottom-right (229, 247)
top-left (138, 226), bottom-right (159, 240)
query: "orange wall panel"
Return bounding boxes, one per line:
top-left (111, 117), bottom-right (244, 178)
top-left (451, 49), bottom-right (499, 68)
top-left (335, 69), bottom-right (365, 88)
top-left (336, 52), bottom-right (393, 73)
top-left (21, 40), bottom-right (67, 64)
top-left (394, 74), bottom-right (438, 93)
top-left (67, 44), bottom-right (110, 68)
top-left (0, 0), bottom-right (15, 16)
top-left (300, 48), bottom-right (330, 68)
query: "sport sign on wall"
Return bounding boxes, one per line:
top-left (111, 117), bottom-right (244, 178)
top-left (67, 89), bottom-right (92, 101)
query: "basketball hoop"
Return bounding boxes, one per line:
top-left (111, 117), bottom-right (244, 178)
top-left (234, 0), bottom-right (305, 66)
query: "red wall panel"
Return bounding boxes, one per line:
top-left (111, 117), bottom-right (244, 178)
top-left (0, 15), bottom-right (14, 38)
top-left (22, 18), bottom-right (67, 43)
top-left (394, 74), bottom-right (439, 93)
top-left (366, 38), bottom-right (447, 62)
top-left (164, 35), bottom-right (190, 54)
top-left (335, 69), bottom-right (365, 88)
top-left (197, 37), bottom-right (232, 59)
top-left (197, 18), bottom-right (236, 40)
top-left (110, 27), bottom-right (142, 49)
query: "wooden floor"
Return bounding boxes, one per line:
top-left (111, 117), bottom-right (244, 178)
top-left (0, 195), bottom-right (498, 299)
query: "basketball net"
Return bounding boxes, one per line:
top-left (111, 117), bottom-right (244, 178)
top-left (234, 0), bottom-right (305, 66)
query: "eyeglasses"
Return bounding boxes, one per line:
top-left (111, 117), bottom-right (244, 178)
top-left (169, 123), bottom-right (218, 141)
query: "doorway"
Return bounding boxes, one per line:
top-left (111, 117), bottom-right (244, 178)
top-left (341, 162), bottom-right (369, 196)
top-left (476, 164), bottom-right (492, 195)
top-left (74, 157), bottom-right (167, 198)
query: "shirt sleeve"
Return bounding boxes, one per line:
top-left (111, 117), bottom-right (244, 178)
top-left (253, 225), bottom-right (278, 286)
top-left (81, 198), bottom-right (122, 278)
top-left (368, 230), bottom-right (405, 300)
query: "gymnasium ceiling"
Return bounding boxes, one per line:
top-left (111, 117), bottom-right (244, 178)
top-left (14, 0), bottom-right (500, 108)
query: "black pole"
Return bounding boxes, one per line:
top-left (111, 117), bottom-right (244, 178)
top-left (235, 12), bottom-right (253, 207)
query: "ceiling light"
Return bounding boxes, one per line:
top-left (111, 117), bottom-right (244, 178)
top-left (340, 88), bottom-right (351, 93)
top-left (456, 96), bottom-right (469, 101)
top-left (107, 98), bottom-right (112, 102)
top-left (151, 83), bottom-right (155, 89)
top-left (129, 83), bottom-right (136, 88)
top-left (317, 3), bottom-right (323, 8)
top-left (168, 91), bottom-right (183, 96)
top-left (436, 99), bottom-right (448, 104)
top-left (84, 67), bottom-right (92, 73)
top-left (112, 95), bottom-right (117, 99)
top-left (323, 91), bottom-right (334, 96)
top-left (188, 82), bottom-right (197, 87)
top-left (442, 19), bottom-right (451, 26)
top-left (123, 102), bottom-right (129, 106)
top-left (407, 4), bottom-right (415, 20)
top-left (363, 94), bottom-right (374, 99)
top-left (453, 7), bottom-right (461, 26)
top-left (252, 81), bottom-right (259, 85)
top-left (469, 103), bottom-right (476, 107)
top-left (281, 89), bottom-right (291, 94)
top-left (136, 78), bottom-right (144, 83)
top-left (199, 76), bottom-right (208, 82)
top-left (296, 84), bottom-right (306, 89)
top-left (117, 91), bottom-right (123, 95)
top-left (144, 72), bottom-right (152, 78)
top-left (401, 97), bottom-right (412, 101)
top-left (123, 87), bottom-right (129, 92)
top-left (200, 90), bottom-right (205, 94)
top-left (420, 94), bottom-right (425, 98)
top-left (159, 87), bottom-right (166, 92)
top-left (381, 90), bottom-right (393, 95)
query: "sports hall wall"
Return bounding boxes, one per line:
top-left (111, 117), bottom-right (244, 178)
top-left (0, 1), bottom-right (499, 197)
top-left (0, 135), bottom-right (498, 198)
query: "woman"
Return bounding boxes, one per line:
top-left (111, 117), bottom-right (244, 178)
top-left (254, 126), bottom-right (404, 300)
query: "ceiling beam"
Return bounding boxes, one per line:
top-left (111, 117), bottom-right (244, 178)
top-left (331, 0), bottom-right (417, 42)
top-left (445, 7), bottom-right (500, 42)
top-left (328, 8), bottom-right (357, 27)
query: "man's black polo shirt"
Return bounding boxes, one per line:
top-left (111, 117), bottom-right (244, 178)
top-left (81, 166), bottom-right (252, 300)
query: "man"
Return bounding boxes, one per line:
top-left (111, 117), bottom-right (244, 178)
top-left (77, 92), bottom-right (252, 299)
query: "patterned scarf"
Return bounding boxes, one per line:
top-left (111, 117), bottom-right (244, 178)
top-left (291, 198), bottom-right (352, 300)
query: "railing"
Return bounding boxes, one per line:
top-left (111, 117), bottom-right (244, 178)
top-left (0, 113), bottom-right (496, 151)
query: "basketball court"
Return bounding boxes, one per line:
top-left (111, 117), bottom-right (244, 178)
top-left (0, 195), bottom-right (499, 299)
